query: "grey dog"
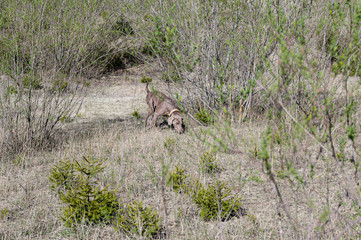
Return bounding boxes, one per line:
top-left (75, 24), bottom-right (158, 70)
top-left (144, 82), bottom-right (185, 134)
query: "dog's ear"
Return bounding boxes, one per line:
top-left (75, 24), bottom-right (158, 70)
top-left (168, 116), bottom-right (175, 126)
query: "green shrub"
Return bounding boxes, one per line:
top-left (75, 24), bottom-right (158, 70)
top-left (167, 165), bottom-right (188, 193)
top-left (49, 153), bottom-right (164, 238)
top-left (51, 74), bottom-right (68, 93)
top-left (320, 2), bottom-right (361, 76)
top-left (49, 159), bottom-right (77, 193)
top-left (59, 115), bottom-right (72, 123)
top-left (190, 180), bottom-right (244, 221)
top-left (131, 109), bottom-right (141, 120)
top-left (49, 154), bottom-right (119, 227)
top-left (115, 201), bottom-right (163, 238)
top-left (195, 108), bottom-right (214, 125)
top-left (200, 151), bottom-right (220, 174)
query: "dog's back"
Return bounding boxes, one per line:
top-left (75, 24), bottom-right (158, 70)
top-left (146, 82), bottom-right (176, 108)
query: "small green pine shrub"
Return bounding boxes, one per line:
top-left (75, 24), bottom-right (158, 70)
top-left (49, 154), bottom-right (119, 227)
top-left (49, 159), bottom-right (77, 193)
top-left (116, 201), bottom-right (163, 238)
top-left (190, 180), bottom-right (244, 221)
top-left (167, 165), bottom-right (188, 193)
top-left (131, 109), bottom-right (141, 120)
top-left (200, 151), bottom-right (220, 174)
top-left (6, 86), bottom-right (18, 95)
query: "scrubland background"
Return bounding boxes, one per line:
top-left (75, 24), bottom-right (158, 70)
top-left (1, 0), bottom-right (361, 239)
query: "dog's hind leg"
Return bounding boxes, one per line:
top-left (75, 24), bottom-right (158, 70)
top-left (144, 112), bottom-right (153, 129)
top-left (151, 112), bottom-right (161, 130)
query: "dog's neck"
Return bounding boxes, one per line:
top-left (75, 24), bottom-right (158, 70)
top-left (169, 109), bottom-right (180, 117)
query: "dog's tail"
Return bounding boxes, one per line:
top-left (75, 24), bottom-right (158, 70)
top-left (141, 76), bottom-right (152, 93)
top-left (145, 82), bottom-right (150, 93)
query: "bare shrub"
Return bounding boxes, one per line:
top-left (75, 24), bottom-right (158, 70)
top-left (0, 73), bottom-right (84, 156)
top-left (126, 0), bottom-right (278, 120)
top-left (0, 0), bottom-right (133, 157)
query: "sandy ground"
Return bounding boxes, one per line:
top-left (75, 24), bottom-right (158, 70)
top-left (79, 78), bottom-right (147, 122)
top-left (72, 64), bottom-right (163, 126)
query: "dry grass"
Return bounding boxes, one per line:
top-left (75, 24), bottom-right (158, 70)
top-left (0, 110), bottom-right (260, 239)
top-left (1, 111), bottom-right (357, 239)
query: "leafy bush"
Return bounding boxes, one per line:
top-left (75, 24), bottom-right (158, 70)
top-left (322, 2), bottom-right (361, 76)
top-left (167, 165), bottom-right (188, 193)
top-left (110, 16), bottom-right (134, 36)
top-left (115, 201), bottom-right (163, 239)
top-left (0, 0), bottom-right (132, 76)
top-left (190, 180), bottom-right (244, 221)
top-left (49, 154), bottom-right (119, 227)
top-left (195, 108), bottom-right (214, 125)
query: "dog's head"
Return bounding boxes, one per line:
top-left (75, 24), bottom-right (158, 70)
top-left (168, 114), bottom-right (185, 134)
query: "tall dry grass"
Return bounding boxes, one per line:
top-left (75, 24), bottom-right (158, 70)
top-left (2, 115), bottom-right (361, 239)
